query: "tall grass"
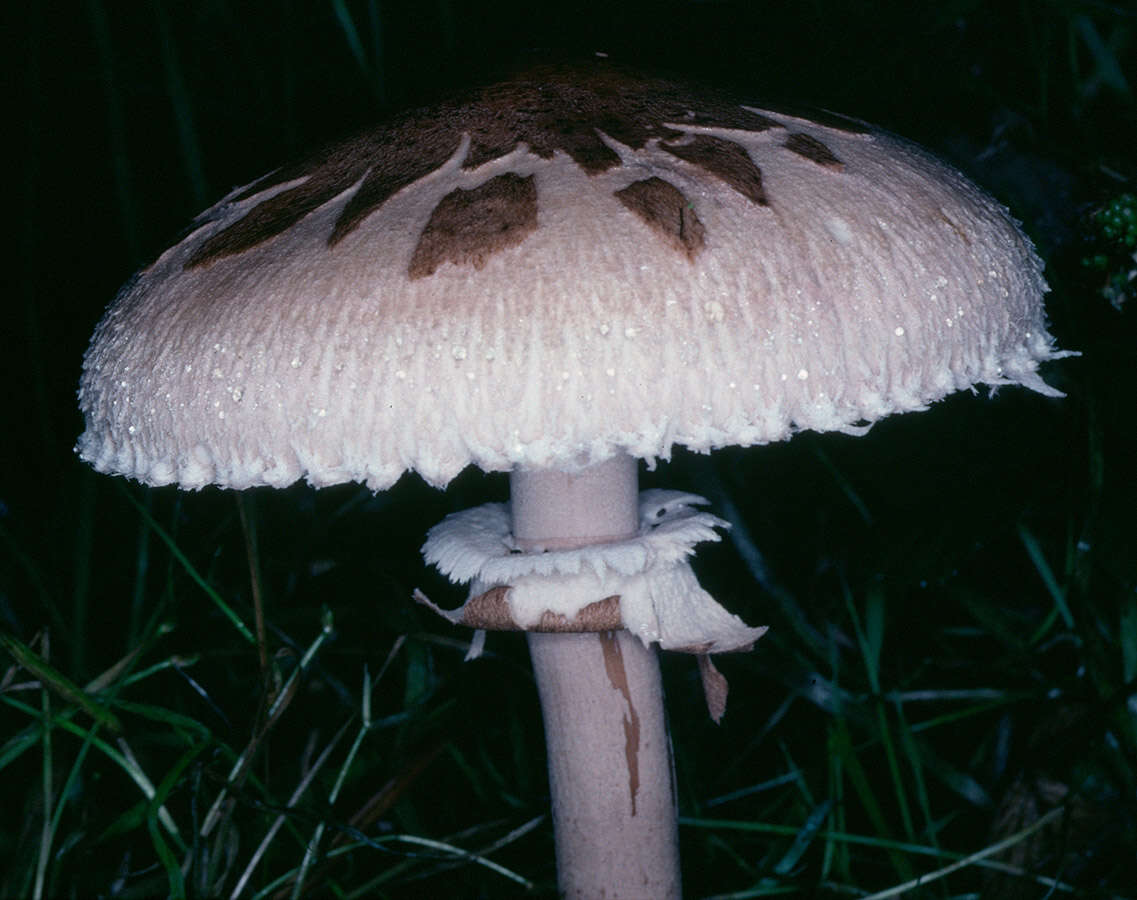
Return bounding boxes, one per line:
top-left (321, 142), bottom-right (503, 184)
top-left (3, 1), bottom-right (1135, 896)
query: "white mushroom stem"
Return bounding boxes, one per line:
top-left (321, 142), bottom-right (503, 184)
top-left (511, 454), bottom-right (681, 899)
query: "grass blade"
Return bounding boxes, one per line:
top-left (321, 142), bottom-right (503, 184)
top-left (1, 632), bottom-right (122, 733)
top-left (1019, 523), bottom-right (1074, 633)
top-left (118, 485), bottom-right (255, 645)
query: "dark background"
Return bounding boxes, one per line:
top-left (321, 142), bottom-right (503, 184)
top-left (5, 1), bottom-right (1136, 897)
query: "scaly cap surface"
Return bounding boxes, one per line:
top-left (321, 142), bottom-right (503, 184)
top-left (78, 62), bottom-right (1070, 490)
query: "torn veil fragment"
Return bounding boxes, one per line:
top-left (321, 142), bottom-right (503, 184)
top-left (418, 489), bottom-right (767, 721)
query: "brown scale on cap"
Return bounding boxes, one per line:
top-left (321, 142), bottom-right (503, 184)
top-left (783, 132), bottom-right (844, 169)
top-left (408, 173), bottom-right (538, 279)
top-left (183, 62), bottom-right (855, 273)
top-left (663, 134), bottom-right (769, 205)
top-left (614, 177), bottom-right (707, 260)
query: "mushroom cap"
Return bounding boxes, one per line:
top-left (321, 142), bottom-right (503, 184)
top-left (78, 62), bottom-right (1070, 491)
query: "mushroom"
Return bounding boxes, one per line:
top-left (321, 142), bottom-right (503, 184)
top-left (77, 61), bottom-right (1071, 898)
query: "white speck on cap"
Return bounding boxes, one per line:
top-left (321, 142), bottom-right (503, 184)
top-left (77, 62), bottom-right (1073, 492)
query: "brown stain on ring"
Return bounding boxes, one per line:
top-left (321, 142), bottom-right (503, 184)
top-left (599, 631), bottom-right (641, 816)
top-left (443, 588), bottom-right (624, 632)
